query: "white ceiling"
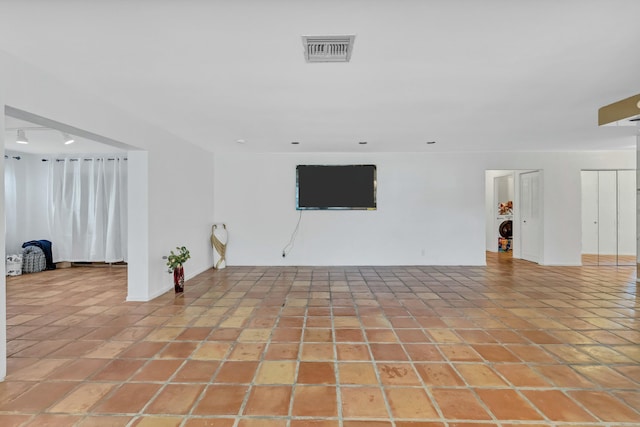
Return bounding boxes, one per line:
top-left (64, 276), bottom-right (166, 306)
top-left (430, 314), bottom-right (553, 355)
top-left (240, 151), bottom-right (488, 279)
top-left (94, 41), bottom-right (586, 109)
top-left (1, 0), bottom-right (639, 153)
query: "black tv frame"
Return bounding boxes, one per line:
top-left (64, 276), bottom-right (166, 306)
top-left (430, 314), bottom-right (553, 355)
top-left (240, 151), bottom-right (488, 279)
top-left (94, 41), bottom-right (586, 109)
top-left (296, 164), bottom-right (377, 210)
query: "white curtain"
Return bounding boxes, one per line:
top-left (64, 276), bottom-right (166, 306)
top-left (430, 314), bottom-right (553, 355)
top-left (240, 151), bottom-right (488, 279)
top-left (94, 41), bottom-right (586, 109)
top-left (4, 156), bottom-right (19, 254)
top-left (48, 156), bottom-right (128, 263)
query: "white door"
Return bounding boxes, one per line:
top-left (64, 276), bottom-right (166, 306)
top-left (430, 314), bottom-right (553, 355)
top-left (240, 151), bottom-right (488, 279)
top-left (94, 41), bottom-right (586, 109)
top-left (598, 171), bottom-right (618, 265)
top-left (581, 171), bottom-right (599, 265)
top-left (520, 171), bottom-right (541, 263)
top-left (617, 170), bottom-right (636, 265)
top-left (580, 170), bottom-right (636, 266)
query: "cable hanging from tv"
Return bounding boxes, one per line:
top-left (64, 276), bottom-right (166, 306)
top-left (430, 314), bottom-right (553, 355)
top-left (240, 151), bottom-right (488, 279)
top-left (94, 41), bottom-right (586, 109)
top-left (282, 210), bottom-right (303, 258)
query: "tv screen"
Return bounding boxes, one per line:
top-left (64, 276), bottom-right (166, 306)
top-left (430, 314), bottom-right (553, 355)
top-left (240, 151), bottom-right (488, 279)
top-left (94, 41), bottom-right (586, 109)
top-left (296, 165), bottom-right (377, 210)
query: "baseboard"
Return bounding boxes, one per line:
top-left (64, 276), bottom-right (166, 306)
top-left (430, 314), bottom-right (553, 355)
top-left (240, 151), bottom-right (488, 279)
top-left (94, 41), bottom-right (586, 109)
top-left (542, 262), bottom-right (583, 266)
top-left (185, 263), bottom-right (215, 281)
top-left (126, 263), bottom-right (214, 302)
top-left (72, 261), bottom-right (127, 268)
top-left (127, 285), bottom-right (171, 302)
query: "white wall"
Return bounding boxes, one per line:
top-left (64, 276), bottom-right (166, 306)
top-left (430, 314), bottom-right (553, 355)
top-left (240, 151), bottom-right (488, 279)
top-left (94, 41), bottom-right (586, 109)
top-left (215, 153), bottom-right (485, 266)
top-left (125, 151), bottom-right (150, 301)
top-left (215, 151), bottom-right (634, 267)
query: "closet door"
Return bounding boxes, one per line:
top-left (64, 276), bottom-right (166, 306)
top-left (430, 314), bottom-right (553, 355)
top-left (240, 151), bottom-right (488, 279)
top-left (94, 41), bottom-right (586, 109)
top-left (617, 170), bottom-right (636, 265)
top-left (581, 170), bottom-right (637, 266)
top-left (581, 171), bottom-right (599, 265)
top-left (597, 171), bottom-right (618, 265)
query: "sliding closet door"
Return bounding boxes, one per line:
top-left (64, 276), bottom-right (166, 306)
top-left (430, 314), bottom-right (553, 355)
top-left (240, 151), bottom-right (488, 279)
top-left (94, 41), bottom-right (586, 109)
top-left (581, 171), bottom-right (599, 265)
top-left (581, 170), bottom-right (636, 266)
top-left (597, 171), bottom-right (618, 265)
top-left (617, 170), bottom-right (636, 265)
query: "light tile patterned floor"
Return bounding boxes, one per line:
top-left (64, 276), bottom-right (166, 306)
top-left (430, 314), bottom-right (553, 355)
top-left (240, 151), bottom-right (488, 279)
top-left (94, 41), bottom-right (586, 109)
top-left (2, 253), bottom-right (639, 426)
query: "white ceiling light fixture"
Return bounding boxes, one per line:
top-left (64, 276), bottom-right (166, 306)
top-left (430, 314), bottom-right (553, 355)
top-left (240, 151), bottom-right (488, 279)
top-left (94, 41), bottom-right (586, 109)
top-left (62, 132), bottom-right (75, 145)
top-left (16, 129), bottom-right (29, 144)
top-left (302, 35), bottom-right (355, 63)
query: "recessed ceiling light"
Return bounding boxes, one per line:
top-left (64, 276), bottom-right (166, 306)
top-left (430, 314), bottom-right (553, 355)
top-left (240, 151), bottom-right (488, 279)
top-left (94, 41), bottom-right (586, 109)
top-left (358, 141), bottom-right (367, 145)
top-left (291, 141), bottom-right (300, 145)
top-left (235, 139), bottom-right (246, 144)
top-left (426, 141), bottom-right (436, 145)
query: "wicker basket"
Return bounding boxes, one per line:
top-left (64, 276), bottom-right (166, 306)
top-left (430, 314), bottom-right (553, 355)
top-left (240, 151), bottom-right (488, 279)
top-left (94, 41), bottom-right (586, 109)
top-left (22, 247), bottom-right (46, 274)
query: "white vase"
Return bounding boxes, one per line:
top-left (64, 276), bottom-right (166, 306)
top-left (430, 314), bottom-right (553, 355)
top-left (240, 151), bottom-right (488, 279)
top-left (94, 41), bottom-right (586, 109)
top-left (211, 223), bottom-right (228, 269)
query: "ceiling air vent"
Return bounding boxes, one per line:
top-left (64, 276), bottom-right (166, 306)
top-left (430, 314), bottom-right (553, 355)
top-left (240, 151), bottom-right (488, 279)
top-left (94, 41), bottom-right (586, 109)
top-left (302, 35), bottom-right (355, 63)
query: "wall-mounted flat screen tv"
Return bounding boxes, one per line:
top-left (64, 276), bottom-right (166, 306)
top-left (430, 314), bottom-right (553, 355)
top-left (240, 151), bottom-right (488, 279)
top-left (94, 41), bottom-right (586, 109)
top-left (296, 164), bottom-right (377, 210)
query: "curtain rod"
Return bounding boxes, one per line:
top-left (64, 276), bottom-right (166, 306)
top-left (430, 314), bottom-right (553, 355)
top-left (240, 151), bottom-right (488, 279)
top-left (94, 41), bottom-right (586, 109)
top-left (41, 157), bottom-right (128, 162)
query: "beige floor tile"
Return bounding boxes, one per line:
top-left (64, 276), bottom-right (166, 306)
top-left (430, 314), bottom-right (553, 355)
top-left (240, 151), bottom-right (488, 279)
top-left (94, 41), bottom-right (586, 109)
top-left (341, 386), bottom-right (388, 418)
top-left (192, 342), bottom-right (232, 360)
top-left (255, 360), bottom-right (297, 384)
top-left (338, 362), bottom-right (379, 385)
top-left (49, 383), bottom-right (115, 413)
top-left (385, 387), bottom-right (439, 419)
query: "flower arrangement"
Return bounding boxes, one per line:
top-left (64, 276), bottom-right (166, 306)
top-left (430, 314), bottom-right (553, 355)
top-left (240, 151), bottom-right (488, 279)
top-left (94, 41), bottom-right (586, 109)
top-left (166, 246), bottom-right (190, 273)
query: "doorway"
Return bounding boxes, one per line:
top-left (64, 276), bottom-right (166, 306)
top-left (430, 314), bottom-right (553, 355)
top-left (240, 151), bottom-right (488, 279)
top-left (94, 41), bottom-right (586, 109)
top-left (4, 114), bottom-right (128, 264)
top-left (581, 170), bottom-right (636, 266)
top-left (486, 172), bottom-right (515, 258)
top-left (486, 170), bottom-right (543, 264)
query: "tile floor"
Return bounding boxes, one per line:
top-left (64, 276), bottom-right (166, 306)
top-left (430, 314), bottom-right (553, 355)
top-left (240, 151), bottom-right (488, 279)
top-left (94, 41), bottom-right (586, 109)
top-left (581, 254), bottom-right (635, 267)
top-left (2, 253), bottom-right (639, 426)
